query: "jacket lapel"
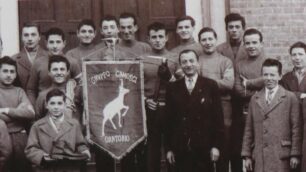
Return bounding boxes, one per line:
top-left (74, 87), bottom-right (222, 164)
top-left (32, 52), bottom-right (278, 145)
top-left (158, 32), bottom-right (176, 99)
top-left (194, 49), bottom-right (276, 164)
top-left (54, 120), bottom-right (73, 141)
top-left (264, 87), bottom-right (285, 115)
top-left (39, 117), bottom-right (58, 139)
top-left (17, 49), bottom-right (32, 71)
top-left (255, 89), bottom-right (267, 111)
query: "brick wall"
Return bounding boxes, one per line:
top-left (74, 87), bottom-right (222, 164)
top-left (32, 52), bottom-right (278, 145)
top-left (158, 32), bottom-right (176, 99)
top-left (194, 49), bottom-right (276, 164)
top-left (230, 0), bottom-right (306, 72)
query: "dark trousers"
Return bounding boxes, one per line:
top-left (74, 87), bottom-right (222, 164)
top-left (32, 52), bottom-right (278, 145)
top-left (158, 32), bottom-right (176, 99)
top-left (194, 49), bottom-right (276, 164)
top-left (8, 131), bottom-right (32, 172)
top-left (146, 106), bottom-right (166, 172)
top-left (168, 150), bottom-right (212, 172)
top-left (95, 146), bottom-right (115, 172)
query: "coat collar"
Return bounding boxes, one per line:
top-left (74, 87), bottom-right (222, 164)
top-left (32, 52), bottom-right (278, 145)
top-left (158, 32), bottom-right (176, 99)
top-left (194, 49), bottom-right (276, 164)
top-left (16, 46), bottom-right (47, 70)
top-left (254, 86), bottom-right (287, 116)
top-left (37, 116), bottom-right (74, 141)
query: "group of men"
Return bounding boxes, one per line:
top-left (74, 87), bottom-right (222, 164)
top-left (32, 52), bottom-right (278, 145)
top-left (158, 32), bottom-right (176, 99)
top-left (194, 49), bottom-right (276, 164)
top-left (0, 11), bottom-right (304, 172)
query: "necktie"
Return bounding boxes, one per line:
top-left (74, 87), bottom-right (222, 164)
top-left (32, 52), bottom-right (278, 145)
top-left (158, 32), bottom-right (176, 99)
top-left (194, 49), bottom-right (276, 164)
top-left (266, 90), bottom-right (274, 104)
top-left (187, 78), bottom-right (193, 94)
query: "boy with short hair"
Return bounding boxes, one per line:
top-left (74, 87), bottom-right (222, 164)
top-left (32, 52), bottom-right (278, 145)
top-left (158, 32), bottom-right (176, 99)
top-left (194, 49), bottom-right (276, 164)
top-left (0, 56), bottom-right (35, 172)
top-left (25, 88), bottom-right (90, 172)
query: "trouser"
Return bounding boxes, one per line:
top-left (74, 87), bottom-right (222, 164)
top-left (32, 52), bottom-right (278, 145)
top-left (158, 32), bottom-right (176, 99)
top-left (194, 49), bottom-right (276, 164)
top-left (146, 105), bottom-right (166, 172)
top-left (168, 150), bottom-right (212, 172)
top-left (94, 146), bottom-right (115, 172)
top-left (121, 141), bottom-right (147, 172)
top-left (8, 130), bottom-right (32, 172)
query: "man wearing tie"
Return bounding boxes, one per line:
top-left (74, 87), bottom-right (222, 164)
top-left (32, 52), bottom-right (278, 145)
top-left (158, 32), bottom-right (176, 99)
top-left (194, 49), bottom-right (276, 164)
top-left (165, 49), bottom-right (224, 172)
top-left (242, 58), bottom-right (302, 172)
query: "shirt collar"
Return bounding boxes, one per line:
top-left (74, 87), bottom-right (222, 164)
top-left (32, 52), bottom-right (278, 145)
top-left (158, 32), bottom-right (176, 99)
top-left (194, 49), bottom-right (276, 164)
top-left (185, 73), bottom-right (198, 83)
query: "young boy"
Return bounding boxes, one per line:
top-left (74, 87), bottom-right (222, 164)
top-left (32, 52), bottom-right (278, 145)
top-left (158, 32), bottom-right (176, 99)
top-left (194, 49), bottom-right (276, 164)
top-left (25, 88), bottom-right (90, 172)
top-left (0, 56), bottom-right (35, 172)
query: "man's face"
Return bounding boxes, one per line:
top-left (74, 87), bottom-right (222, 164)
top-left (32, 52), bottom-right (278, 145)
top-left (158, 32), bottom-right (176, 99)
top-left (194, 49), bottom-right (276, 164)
top-left (0, 64), bottom-right (16, 86)
top-left (199, 31), bottom-right (217, 54)
top-left (49, 62), bottom-right (69, 84)
top-left (244, 34), bottom-right (263, 58)
top-left (180, 52), bottom-right (199, 77)
top-left (22, 26), bottom-right (41, 50)
top-left (101, 20), bottom-right (119, 38)
top-left (148, 29), bottom-right (168, 50)
top-left (227, 20), bottom-right (244, 41)
top-left (262, 66), bottom-right (281, 90)
top-left (290, 47), bottom-right (306, 69)
top-left (176, 20), bottom-right (194, 40)
top-left (119, 17), bottom-right (138, 41)
top-left (77, 25), bottom-right (96, 45)
top-left (46, 96), bottom-right (66, 118)
top-left (46, 35), bottom-right (66, 55)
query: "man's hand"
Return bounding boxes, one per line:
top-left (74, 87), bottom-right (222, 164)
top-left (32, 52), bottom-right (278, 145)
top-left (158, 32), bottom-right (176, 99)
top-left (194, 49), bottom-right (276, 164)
top-left (146, 98), bottom-right (158, 111)
top-left (210, 147), bottom-right (220, 162)
top-left (81, 150), bottom-right (91, 160)
top-left (290, 157), bottom-right (299, 169)
top-left (244, 157), bottom-right (253, 171)
top-left (158, 60), bottom-right (172, 81)
top-left (240, 74), bottom-right (248, 88)
top-left (0, 108), bottom-right (9, 115)
top-left (300, 93), bottom-right (306, 99)
top-left (166, 151), bottom-right (175, 165)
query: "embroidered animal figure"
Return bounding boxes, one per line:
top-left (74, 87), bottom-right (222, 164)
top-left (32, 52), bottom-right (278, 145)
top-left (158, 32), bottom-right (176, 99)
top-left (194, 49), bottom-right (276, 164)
top-left (101, 79), bottom-right (130, 136)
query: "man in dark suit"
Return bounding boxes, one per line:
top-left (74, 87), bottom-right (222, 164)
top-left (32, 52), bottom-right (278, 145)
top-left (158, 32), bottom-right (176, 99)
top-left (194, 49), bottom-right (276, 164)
top-left (165, 49), bottom-right (224, 172)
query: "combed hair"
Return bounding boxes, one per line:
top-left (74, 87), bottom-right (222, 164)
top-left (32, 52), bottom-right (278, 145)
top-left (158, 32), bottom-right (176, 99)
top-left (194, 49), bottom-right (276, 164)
top-left (243, 28), bottom-right (263, 42)
top-left (46, 88), bottom-right (66, 102)
top-left (198, 27), bottom-right (217, 41)
top-left (77, 19), bottom-right (96, 31)
top-left (179, 49), bottom-right (199, 64)
top-left (119, 12), bottom-right (137, 25)
top-left (45, 27), bottom-right (66, 41)
top-left (224, 13), bottom-right (246, 30)
top-left (175, 16), bottom-right (195, 27)
top-left (100, 15), bottom-right (119, 27)
top-left (22, 22), bottom-right (41, 33)
top-left (289, 41), bottom-right (306, 55)
top-left (147, 22), bottom-right (167, 35)
top-left (262, 58), bottom-right (282, 75)
top-left (48, 55), bottom-right (70, 71)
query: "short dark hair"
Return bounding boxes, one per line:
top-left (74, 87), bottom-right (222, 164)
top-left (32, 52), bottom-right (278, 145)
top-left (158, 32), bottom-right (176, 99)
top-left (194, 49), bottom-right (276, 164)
top-left (48, 55), bottom-right (70, 71)
top-left (179, 49), bottom-right (199, 64)
top-left (175, 16), bottom-right (195, 27)
top-left (119, 12), bottom-right (137, 25)
top-left (46, 88), bottom-right (66, 103)
top-left (77, 19), bottom-right (96, 31)
top-left (289, 41), bottom-right (306, 55)
top-left (22, 22), bottom-right (41, 34)
top-left (147, 22), bottom-right (167, 35)
top-left (262, 58), bottom-right (282, 75)
top-left (100, 15), bottom-right (119, 27)
top-left (0, 56), bottom-right (17, 70)
top-left (243, 28), bottom-right (263, 42)
top-left (198, 27), bottom-right (217, 41)
top-left (225, 13), bottom-right (246, 30)
top-left (45, 27), bottom-right (66, 41)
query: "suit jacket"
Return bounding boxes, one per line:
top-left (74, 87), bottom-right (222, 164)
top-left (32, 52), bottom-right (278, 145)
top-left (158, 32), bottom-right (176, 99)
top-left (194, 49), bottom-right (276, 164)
top-left (12, 47), bottom-right (48, 90)
top-left (165, 76), bottom-right (224, 154)
top-left (241, 86), bottom-right (302, 172)
top-left (25, 116), bottom-right (88, 166)
top-left (280, 70), bottom-right (306, 172)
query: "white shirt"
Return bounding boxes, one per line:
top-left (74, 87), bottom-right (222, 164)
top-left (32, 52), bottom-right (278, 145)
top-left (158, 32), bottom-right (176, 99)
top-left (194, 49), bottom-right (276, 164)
top-left (265, 85), bottom-right (279, 103)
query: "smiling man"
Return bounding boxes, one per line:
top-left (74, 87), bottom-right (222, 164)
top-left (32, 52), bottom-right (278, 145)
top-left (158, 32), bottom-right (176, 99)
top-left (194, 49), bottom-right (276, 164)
top-left (118, 12), bottom-right (151, 58)
top-left (66, 19), bottom-right (99, 68)
top-left (281, 41), bottom-right (306, 172)
top-left (27, 27), bottom-right (81, 105)
top-left (242, 58), bottom-right (302, 172)
top-left (198, 27), bottom-right (234, 172)
top-left (165, 49), bottom-right (224, 172)
top-left (171, 16), bottom-right (203, 57)
top-left (35, 55), bottom-right (82, 123)
top-left (12, 22), bottom-right (48, 90)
